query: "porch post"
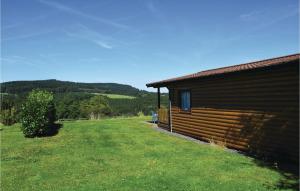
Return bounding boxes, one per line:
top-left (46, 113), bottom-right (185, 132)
top-left (157, 87), bottom-right (160, 109)
top-left (168, 88), bottom-right (172, 132)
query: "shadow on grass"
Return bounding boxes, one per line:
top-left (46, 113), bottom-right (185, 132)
top-left (154, 121), bottom-right (299, 190)
top-left (39, 123), bottom-right (63, 137)
top-left (218, 106), bottom-right (299, 190)
top-left (234, 111), bottom-right (299, 190)
top-left (146, 120), bottom-right (157, 124)
top-left (252, 159), bottom-right (299, 190)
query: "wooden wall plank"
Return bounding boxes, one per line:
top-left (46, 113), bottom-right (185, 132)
top-left (166, 61), bottom-right (299, 163)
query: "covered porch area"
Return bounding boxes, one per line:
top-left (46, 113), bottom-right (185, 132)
top-left (153, 87), bottom-right (171, 131)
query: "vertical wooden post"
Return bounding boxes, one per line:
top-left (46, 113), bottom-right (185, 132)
top-left (168, 88), bottom-right (172, 132)
top-left (157, 87), bottom-right (160, 109)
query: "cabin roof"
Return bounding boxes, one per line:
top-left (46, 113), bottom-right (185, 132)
top-left (146, 53), bottom-right (300, 88)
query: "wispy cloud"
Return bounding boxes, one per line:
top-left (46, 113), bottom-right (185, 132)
top-left (190, 7), bottom-right (299, 62)
top-left (2, 14), bottom-right (52, 30)
top-left (239, 11), bottom-right (261, 21)
top-left (144, 0), bottom-right (170, 31)
top-left (77, 57), bottom-right (104, 63)
top-left (94, 40), bottom-right (113, 49)
top-left (146, 1), bottom-right (157, 14)
top-left (1, 55), bottom-right (58, 80)
top-left (1, 55), bottom-right (54, 76)
top-left (1, 55), bottom-right (47, 67)
top-left (37, 0), bottom-right (129, 30)
top-left (247, 8), bottom-right (298, 33)
top-left (2, 23), bottom-right (21, 30)
top-left (64, 24), bottom-right (114, 49)
top-left (145, 0), bottom-right (163, 19)
top-left (2, 30), bottom-right (54, 41)
top-left (239, 6), bottom-right (298, 25)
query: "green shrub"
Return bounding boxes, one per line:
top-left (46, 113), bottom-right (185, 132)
top-left (0, 108), bottom-right (17, 126)
top-left (20, 90), bottom-right (56, 137)
top-left (137, 111), bottom-right (145, 117)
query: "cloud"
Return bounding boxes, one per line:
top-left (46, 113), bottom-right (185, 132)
top-left (37, 0), bottom-right (129, 30)
top-left (2, 30), bottom-right (54, 41)
top-left (94, 40), bottom-right (113, 49)
top-left (195, 8), bottom-right (299, 62)
top-left (144, 0), bottom-right (169, 30)
top-left (1, 55), bottom-right (58, 79)
top-left (1, 55), bottom-right (48, 70)
top-left (239, 6), bottom-right (298, 25)
top-left (239, 11), bottom-right (261, 21)
top-left (248, 8), bottom-right (298, 33)
top-left (2, 14), bottom-right (52, 30)
top-left (146, 1), bottom-right (157, 14)
top-left (236, 7), bottom-right (299, 39)
top-left (2, 23), bottom-right (21, 30)
top-left (64, 24), bottom-right (114, 49)
top-left (75, 57), bottom-right (107, 65)
top-left (2, 55), bottom-right (43, 64)
top-left (145, 0), bottom-right (163, 19)
top-left (77, 57), bottom-right (103, 63)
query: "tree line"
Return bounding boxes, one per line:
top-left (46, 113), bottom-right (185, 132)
top-left (1, 90), bottom-right (168, 126)
top-left (1, 79), bottom-right (144, 96)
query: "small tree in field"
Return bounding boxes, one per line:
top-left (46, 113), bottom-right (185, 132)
top-left (80, 95), bottom-right (112, 119)
top-left (20, 90), bottom-right (56, 137)
top-left (0, 107), bottom-right (17, 126)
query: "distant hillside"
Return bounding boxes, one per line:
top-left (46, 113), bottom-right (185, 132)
top-left (0, 79), bottom-right (144, 96)
top-left (0, 79), bottom-right (169, 120)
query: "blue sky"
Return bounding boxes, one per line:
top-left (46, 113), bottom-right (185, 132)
top-left (1, 0), bottom-right (299, 91)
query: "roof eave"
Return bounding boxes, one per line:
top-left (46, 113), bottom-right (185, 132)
top-left (146, 83), bottom-right (168, 88)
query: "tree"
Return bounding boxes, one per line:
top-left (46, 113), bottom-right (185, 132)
top-left (20, 90), bottom-right (56, 137)
top-left (0, 107), bottom-right (17, 126)
top-left (80, 96), bottom-right (112, 119)
top-left (0, 94), bottom-right (19, 125)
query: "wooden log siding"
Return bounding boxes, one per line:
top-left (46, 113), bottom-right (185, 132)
top-left (168, 62), bottom-right (299, 163)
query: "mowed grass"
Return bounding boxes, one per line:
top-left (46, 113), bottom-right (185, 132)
top-left (1, 117), bottom-right (298, 191)
top-left (93, 93), bottom-right (136, 99)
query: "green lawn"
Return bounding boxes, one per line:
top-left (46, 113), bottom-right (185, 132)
top-left (93, 93), bottom-right (136, 99)
top-left (1, 117), bottom-right (298, 191)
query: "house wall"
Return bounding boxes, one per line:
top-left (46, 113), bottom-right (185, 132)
top-left (167, 60), bottom-right (299, 163)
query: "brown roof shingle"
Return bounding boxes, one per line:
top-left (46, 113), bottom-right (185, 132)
top-left (146, 53), bottom-right (300, 87)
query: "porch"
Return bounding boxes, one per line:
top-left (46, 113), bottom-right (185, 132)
top-left (157, 107), bottom-right (170, 130)
top-left (156, 87), bottom-right (170, 131)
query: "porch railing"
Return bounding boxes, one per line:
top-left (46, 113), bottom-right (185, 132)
top-left (158, 108), bottom-right (169, 124)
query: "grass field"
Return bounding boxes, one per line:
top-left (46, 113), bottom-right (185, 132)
top-left (93, 93), bottom-right (136, 99)
top-left (1, 117), bottom-right (298, 191)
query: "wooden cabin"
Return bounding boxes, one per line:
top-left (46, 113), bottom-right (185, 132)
top-left (147, 53), bottom-right (299, 163)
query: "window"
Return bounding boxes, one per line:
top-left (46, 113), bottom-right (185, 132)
top-left (180, 90), bottom-right (191, 111)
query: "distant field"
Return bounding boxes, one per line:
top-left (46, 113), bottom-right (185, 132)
top-left (93, 93), bottom-right (136, 99)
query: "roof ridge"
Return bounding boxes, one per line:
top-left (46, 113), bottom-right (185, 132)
top-left (195, 53), bottom-right (300, 75)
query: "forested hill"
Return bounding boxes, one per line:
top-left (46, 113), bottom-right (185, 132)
top-left (1, 79), bottom-right (168, 122)
top-left (0, 79), bottom-right (144, 96)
